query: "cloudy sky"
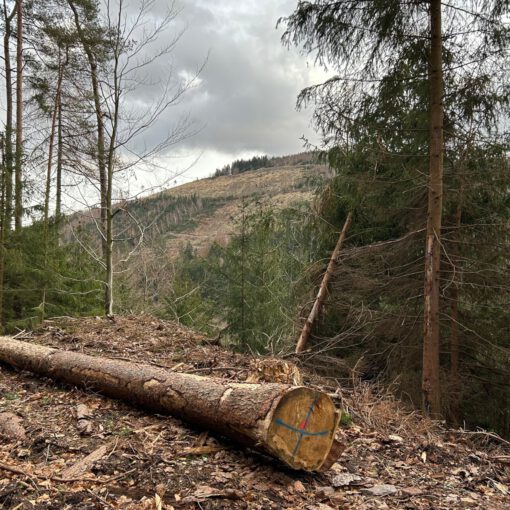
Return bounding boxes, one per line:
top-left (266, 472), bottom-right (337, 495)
top-left (122, 0), bottom-right (327, 192)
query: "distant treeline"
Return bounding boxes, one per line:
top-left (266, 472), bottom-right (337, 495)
top-left (212, 152), bottom-right (319, 178)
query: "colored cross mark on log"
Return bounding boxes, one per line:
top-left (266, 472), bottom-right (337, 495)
top-left (274, 395), bottom-right (329, 458)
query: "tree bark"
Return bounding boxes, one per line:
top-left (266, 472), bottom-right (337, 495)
top-left (0, 337), bottom-right (340, 471)
top-left (14, 0), bottom-right (23, 231)
top-left (0, 138), bottom-right (6, 328)
top-left (67, 0), bottom-right (109, 313)
top-left (104, 33), bottom-right (122, 317)
top-left (41, 48), bottom-right (69, 321)
top-left (449, 195), bottom-right (462, 424)
top-left (3, 2), bottom-right (15, 233)
top-left (422, 0), bottom-right (444, 418)
top-left (55, 94), bottom-right (63, 222)
top-left (296, 212), bottom-right (353, 354)
top-left (44, 47), bottom-right (68, 227)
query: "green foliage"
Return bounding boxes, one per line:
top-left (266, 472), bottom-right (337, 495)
top-left (160, 243), bottom-right (217, 336)
top-left (280, 0), bottom-right (510, 437)
top-left (340, 411), bottom-right (353, 428)
top-left (1, 221), bottom-right (102, 332)
top-left (160, 200), bottom-right (323, 353)
top-left (212, 152), bottom-right (320, 178)
top-left (214, 155), bottom-right (271, 177)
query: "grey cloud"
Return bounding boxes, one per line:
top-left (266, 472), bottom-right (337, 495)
top-left (119, 0), bottom-right (319, 161)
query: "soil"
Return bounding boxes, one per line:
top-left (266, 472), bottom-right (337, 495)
top-left (0, 315), bottom-right (508, 509)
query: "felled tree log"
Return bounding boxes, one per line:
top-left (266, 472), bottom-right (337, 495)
top-left (0, 337), bottom-right (340, 471)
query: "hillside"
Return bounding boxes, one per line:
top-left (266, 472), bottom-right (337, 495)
top-left (64, 157), bottom-right (333, 259)
top-left (0, 316), bottom-right (508, 509)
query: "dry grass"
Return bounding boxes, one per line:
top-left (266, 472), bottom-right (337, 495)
top-left (337, 380), bottom-right (439, 440)
top-left (160, 165), bottom-right (330, 259)
top-left (160, 165), bottom-right (331, 201)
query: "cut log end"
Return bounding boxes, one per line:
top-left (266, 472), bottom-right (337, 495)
top-left (266, 387), bottom-right (339, 471)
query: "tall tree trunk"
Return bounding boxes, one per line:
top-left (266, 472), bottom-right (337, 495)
top-left (0, 336), bottom-right (340, 472)
top-left (422, 0), bottom-right (444, 418)
top-left (41, 48), bottom-right (69, 321)
top-left (14, 0), bottom-right (23, 231)
top-left (68, 1), bottom-right (109, 311)
top-left (449, 194), bottom-right (462, 424)
top-left (3, 2), bottom-right (15, 233)
top-left (43, 48), bottom-right (68, 228)
top-left (104, 36), bottom-right (122, 317)
top-left (104, 157), bottom-right (113, 316)
top-left (55, 89), bottom-right (63, 222)
top-left (0, 137), bottom-right (6, 329)
top-left (296, 212), bottom-right (353, 354)
top-left (90, 54), bottom-right (108, 254)
top-left (0, 2), bottom-right (16, 331)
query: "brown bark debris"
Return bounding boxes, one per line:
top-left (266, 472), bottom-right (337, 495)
top-left (0, 315), bottom-right (507, 509)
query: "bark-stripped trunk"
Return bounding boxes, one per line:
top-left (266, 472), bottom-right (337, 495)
top-left (0, 337), bottom-right (340, 471)
top-left (422, 0), bottom-right (444, 418)
top-left (14, 0), bottom-right (23, 231)
top-left (296, 212), bottom-right (352, 354)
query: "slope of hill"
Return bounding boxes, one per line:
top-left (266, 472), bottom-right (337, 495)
top-left (154, 163), bottom-right (331, 257)
top-left (65, 158), bottom-right (333, 259)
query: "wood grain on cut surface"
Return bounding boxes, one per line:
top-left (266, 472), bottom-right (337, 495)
top-left (267, 388), bottom-right (339, 470)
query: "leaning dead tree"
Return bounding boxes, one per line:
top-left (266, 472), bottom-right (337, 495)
top-left (0, 337), bottom-right (340, 471)
top-left (296, 212), bottom-right (353, 353)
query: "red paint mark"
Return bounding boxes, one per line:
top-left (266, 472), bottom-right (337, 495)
top-left (299, 420), bottom-right (307, 430)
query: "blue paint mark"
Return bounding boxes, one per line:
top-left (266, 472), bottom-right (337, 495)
top-left (274, 395), bottom-right (329, 459)
top-left (274, 419), bottom-right (328, 436)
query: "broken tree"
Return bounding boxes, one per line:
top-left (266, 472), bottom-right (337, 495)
top-left (0, 336), bottom-right (340, 471)
top-left (296, 212), bottom-right (353, 353)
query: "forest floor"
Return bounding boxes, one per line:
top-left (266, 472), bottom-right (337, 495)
top-left (0, 315), bottom-right (508, 509)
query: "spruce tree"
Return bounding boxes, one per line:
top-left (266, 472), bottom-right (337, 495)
top-left (281, 0), bottom-right (510, 416)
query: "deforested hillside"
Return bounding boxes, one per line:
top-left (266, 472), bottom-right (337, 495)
top-left (63, 156), bottom-right (332, 260)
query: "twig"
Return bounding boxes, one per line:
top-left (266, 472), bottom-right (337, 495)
top-left (87, 489), bottom-right (114, 508)
top-left (0, 460), bottom-right (136, 485)
top-left (450, 429), bottom-right (510, 448)
top-left (187, 366), bottom-right (244, 374)
top-left (0, 461), bottom-right (39, 489)
top-left (0, 461), bottom-right (31, 477)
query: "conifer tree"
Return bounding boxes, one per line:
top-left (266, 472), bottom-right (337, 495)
top-left (281, 0), bottom-right (510, 416)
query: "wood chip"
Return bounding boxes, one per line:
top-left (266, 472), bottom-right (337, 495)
top-left (361, 484), bottom-right (398, 497)
top-left (61, 443), bottom-right (109, 479)
top-left (0, 413), bottom-right (26, 440)
top-left (331, 473), bottom-right (363, 487)
top-left (76, 404), bottom-right (93, 435)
